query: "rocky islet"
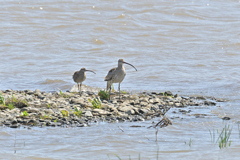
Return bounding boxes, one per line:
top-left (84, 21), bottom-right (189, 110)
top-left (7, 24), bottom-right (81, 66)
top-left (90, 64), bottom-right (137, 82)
top-left (0, 89), bottom-right (223, 129)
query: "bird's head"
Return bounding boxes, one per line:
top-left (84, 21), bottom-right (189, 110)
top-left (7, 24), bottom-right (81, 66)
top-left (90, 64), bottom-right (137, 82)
top-left (80, 68), bottom-right (96, 74)
top-left (118, 59), bottom-right (137, 71)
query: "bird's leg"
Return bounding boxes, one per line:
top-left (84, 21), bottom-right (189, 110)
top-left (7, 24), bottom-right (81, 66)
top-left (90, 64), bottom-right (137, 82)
top-left (118, 83), bottom-right (121, 100)
top-left (77, 83), bottom-right (80, 91)
top-left (79, 83), bottom-right (82, 96)
top-left (109, 85), bottom-right (111, 101)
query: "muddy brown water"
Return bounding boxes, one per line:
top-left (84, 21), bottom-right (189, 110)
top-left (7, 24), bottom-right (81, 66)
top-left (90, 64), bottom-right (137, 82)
top-left (0, 0), bottom-right (240, 159)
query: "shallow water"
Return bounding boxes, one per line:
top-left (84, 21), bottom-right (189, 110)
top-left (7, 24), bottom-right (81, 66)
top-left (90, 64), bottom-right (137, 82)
top-left (0, 0), bottom-right (240, 159)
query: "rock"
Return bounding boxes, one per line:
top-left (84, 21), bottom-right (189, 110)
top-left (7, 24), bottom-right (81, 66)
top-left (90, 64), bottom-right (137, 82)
top-left (164, 91), bottom-right (173, 96)
top-left (28, 119), bottom-right (37, 125)
top-left (20, 107), bottom-right (29, 112)
top-left (92, 109), bottom-right (111, 116)
top-left (3, 121), bottom-right (11, 126)
top-left (34, 89), bottom-right (41, 93)
top-left (0, 105), bottom-right (7, 110)
top-left (126, 109), bottom-right (135, 115)
top-left (174, 94), bottom-right (179, 98)
top-left (139, 108), bottom-right (149, 114)
top-left (28, 108), bottom-right (39, 113)
top-left (133, 100), bottom-right (140, 105)
top-left (152, 98), bottom-right (161, 104)
top-left (175, 103), bottom-right (182, 107)
top-left (84, 111), bottom-right (93, 117)
top-left (109, 107), bottom-right (118, 114)
top-left (216, 98), bottom-right (227, 102)
top-left (222, 117), bottom-right (231, 120)
top-left (24, 90), bottom-right (34, 95)
top-left (117, 105), bottom-right (134, 112)
top-left (204, 101), bottom-right (216, 106)
top-left (70, 98), bottom-right (84, 104)
top-left (133, 116), bottom-right (144, 121)
top-left (10, 125), bottom-right (19, 128)
top-left (140, 101), bottom-right (148, 107)
top-left (195, 96), bottom-right (206, 100)
top-left (139, 97), bottom-right (149, 103)
top-left (77, 124), bottom-right (87, 127)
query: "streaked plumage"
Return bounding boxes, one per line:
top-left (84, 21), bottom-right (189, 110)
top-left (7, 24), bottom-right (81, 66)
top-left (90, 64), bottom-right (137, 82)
top-left (105, 59), bottom-right (137, 100)
top-left (73, 67), bottom-right (96, 95)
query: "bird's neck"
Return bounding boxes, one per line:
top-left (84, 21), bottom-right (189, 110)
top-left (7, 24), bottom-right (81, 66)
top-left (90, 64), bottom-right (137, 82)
top-left (118, 63), bottom-right (124, 69)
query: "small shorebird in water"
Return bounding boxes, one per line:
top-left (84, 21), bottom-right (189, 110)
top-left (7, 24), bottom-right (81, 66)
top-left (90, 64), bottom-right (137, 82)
top-left (104, 59), bottom-right (137, 100)
top-left (73, 68), bottom-right (96, 95)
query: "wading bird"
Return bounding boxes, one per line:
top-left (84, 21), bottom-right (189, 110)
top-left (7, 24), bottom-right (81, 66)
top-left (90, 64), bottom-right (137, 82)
top-left (104, 59), bottom-right (137, 100)
top-left (73, 68), bottom-right (96, 95)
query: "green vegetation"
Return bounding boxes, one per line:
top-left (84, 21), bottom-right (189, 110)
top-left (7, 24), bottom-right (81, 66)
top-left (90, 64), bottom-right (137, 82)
top-left (98, 90), bottom-right (110, 100)
top-left (107, 150), bottom-right (160, 160)
top-left (209, 129), bottom-right (216, 143)
top-left (59, 90), bottom-right (63, 95)
top-left (7, 103), bottom-right (15, 110)
top-left (111, 84), bottom-right (115, 92)
top-left (120, 90), bottom-right (128, 94)
top-left (210, 125), bottom-right (232, 149)
top-left (189, 138), bottom-right (192, 147)
top-left (217, 125), bottom-right (232, 149)
top-left (238, 124), bottom-right (240, 138)
top-left (88, 97), bottom-right (102, 109)
top-left (163, 92), bottom-right (173, 98)
top-left (54, 119), bottom-right (58, 123)
top-left (61, 110), bottom-right (69, 117)
top-left (59, 90), bottom-right (69, 98)
top-left (0, 92), bottom-right (5, 105)
top-left (21, 111), bottom-right (29, 116)
top-left (40, 114), bottom-right (50, 119)
top-left (73, 107), bottom-right (82, 117)
top-left (0, 94), bottom-right (24, 110)
top-left (6, 95), bottom-right (28, 109)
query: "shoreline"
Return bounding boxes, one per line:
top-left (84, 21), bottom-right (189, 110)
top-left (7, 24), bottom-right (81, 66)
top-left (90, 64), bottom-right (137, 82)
top-left (0, 89), bottom-right (225, 129)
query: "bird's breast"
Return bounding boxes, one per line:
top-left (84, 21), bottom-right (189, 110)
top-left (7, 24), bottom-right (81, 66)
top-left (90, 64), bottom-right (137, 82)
top-left (111, 69), bottom-right (126, 83)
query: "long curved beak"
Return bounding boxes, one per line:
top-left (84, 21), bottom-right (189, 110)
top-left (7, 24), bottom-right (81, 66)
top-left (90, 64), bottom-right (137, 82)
top-left (86, 70), bottom-right (96, 74)
top-left (123, 62), bottom-right (137, 71)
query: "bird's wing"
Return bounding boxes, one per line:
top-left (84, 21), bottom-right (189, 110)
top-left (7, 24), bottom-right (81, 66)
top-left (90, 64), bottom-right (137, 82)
top-left (104, 67), bottom-right (116, 81)
top-left (72, 71), bottom-right (79, 80)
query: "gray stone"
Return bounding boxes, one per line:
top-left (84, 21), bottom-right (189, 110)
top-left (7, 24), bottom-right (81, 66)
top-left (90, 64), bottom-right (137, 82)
top-left (140, 101), bottom-right (148, 107)
top-left (25, 90), bottom-right (34, 95)
top-left (139, 108), bottom-right (149, 114)
top-left (204, 101), bottom-right (216, 106)
top-left (126, 109), bottom-right (135, 115)
top-left (139, 97), bottom-right (149, 103)
top-left (10, 125), bottom-right (19, 128)
top-left (175, 103), bottom-right (182, 107)
top-left (28, 108), bottom-right (39, 113)
top-left (164, 91), bottom-right (173, 96)
top-left (222, 117), bottom-right (231, 120)
top-left (117, 105), bottom-right (134, 112)
top-left (85, 111), bottom-right (93, 117)
top-left (92, 109), bottom-right (111, 115)
top-left (195, 96), bottom-right (206, 100)
top-left (70, 98), bottom-right (84, 104)
top-left (152, 98), bottom-right (161, 104)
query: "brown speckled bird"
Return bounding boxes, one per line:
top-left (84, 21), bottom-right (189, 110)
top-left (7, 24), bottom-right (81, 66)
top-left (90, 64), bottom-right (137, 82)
top-left (73, 68), bottom-right (96, 95)
top-left (104, 59), bottom-right (137, 100)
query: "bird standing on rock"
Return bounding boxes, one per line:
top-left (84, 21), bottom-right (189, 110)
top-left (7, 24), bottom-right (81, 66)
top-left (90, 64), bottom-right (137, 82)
top-left (73, 68), bottom-right (96, 95)
top-left (104, 59), bottom-right (137, 100)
